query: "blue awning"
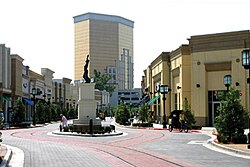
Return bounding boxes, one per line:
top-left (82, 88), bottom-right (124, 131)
top-left (138, 95), bottom-right (150, 105)
top-left (23, 98), bottom-right (34, 106)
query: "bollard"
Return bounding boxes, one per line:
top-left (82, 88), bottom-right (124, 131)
top-left (89, 119), bottom-right (93, 134)
top-left (248, 116), bottom-right (250, 149)
top-left (248, 133), bottom-right (250, 149)
top-left (59, 124), bottom-right (62, 132)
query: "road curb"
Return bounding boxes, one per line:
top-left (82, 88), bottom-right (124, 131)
top-left (0, 144), bottom-right (12, 167)
top-left (202, 130), bottom-right (250, 158)
top-left (210, 141), bottom-right (250, 157)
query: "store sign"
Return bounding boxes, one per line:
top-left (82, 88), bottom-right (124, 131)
top-left (22, 78), bottom-right (29, 94)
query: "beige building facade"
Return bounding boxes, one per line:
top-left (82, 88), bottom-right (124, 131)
top-left (143, 30), bottom-right (250, 126)
top-left (73, 12), bottom-right (134, 90)
top-left (143, 52), bottom-right (171, 123)
top-left (189, 30), bottom-right (250, 126)
top-left (169, 45), bottom-right (191, 112)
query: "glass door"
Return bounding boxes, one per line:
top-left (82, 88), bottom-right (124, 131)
top-left (212, 102), bottom-right (220, 125)
top-left (208, 91), bottom-right (223, 126)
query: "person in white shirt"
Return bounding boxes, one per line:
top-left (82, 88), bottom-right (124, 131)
top-left (60, 114), bottom-right (68, 128)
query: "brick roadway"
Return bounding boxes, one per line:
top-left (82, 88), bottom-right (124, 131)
top-left (2, 123), bottom-right (250, 167)
top-left (2, 123), bottom-right (198, 167)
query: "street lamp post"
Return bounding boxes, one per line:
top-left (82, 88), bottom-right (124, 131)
top-left (223, 75), bottom-right (232, 92)
top-left (60, 97), bottom-right (63, 109)
top-left (47, 94), bottom-right (51, 122)
top-left (121, 92), bottom-right (125, 104)
top-left (47, 94), bottom-right (51, 105)
top-left (242, 49), bottom-right (250, 149)
top-left (159, 85), bottom-right (169, 128)
top-left (31, 88), bottom-right (37, 126)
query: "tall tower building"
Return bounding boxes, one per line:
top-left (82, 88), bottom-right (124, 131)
top-left (73, 12), bottom-right (134, 89)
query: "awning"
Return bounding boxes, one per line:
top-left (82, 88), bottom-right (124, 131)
top-left (4, 96), bottom-right (11, 101)
top-left (0, 96), bottom-right (11, 101)
top-left (147, 95), bottom-right (160, 106)
top-left (23, 98), bottom-right (34, 106)
top-left (138, 95), bottom-right (150, 105)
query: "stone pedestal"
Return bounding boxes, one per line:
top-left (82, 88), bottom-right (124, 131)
top-left (73, 83), bottom-right (101, 125)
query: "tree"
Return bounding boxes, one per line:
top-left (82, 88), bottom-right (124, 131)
top-left (50, 105), bottom-right (57, 121)
top-left (94, 69), bottom-right (115, 96)
top-left (214, 87), bottom-right (248, 143)
top-left (11, 99), bottom-right (25, 125)
top-left (56, 105), bottom-right (62, 120)
top-left (114, 103), bottom-right (130, 125)
top-left (138, 102), bottom-right (149, 123)
top-left (183, 98), bottom-right (196, 128)
top-left (68, 107), bottom-right (76, 119)
top-left (61, 108), bottom-right (68, 118)
top-left (44, 103), bottom-right (51, 123)
top-left (36, 102), bottom-right (46, 124)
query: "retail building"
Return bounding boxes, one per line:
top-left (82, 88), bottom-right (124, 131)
top-left (142, 30), bottom-right (250, 126)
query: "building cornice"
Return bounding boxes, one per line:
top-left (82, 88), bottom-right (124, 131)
top-left (29, 70), bottom-right (44, 80)
top-left (188, 30), bottom-right (250, 53)
top-left (151, 52), bottom-right (170, 67)
top-left (73, 12), bottom-right (134, 28)
top-left (170, 45), bottom-right (190, 60)
top-left (10, 54), bottom-right (24, 62)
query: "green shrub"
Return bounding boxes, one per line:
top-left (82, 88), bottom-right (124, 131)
top-left (36, 102), bottom-right (46, 124)
top-left (63, 126), bottom-right (69, 132)
top-left (214, 87), bottom-right (248, 143)
top-left (114, 104), bottom-right (130, 125)
top-left (191, 125), bottom-right (202, 130)
top-left (132, 123), bottom-right (153, 127)
top-left (68, 107), bottom-right (76, 119)
top-left (138, 102), bottom-right (149, 124)
top-left (183, 98), bottom-right (196, 127)
top-left (11, 99), bottom-right (25, 126)
top-left (231, 134), bottom-right (247, 144)
top-left (217, 133), bottom-right (229, 144)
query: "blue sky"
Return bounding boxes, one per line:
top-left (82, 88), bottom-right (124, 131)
top-left (0, 0), bottom-right (249, 87)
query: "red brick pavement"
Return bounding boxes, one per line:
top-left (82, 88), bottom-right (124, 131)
top-left (9, 128), bottom-right (198, 167)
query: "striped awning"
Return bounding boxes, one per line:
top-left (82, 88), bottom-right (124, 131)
top-left (147, 95), bottom-right (160, 106)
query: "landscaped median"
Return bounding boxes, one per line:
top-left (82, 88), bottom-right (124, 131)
top-left (52, 129), bottom-right (123, 137)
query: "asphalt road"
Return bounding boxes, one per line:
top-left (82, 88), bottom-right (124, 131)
top-left (1, 122), bottom-right (250, 167)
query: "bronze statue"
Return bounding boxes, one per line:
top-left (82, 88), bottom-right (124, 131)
top-left (83, 55), bottom-right (91, 83)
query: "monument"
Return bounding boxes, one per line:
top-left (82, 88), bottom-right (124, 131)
top-left (83, 55), bottom-right (91, 83)
top-left (73, 55), bottom-right (101, 132)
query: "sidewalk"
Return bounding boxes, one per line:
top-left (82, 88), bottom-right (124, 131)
top-left (0, 123), bottom-right (50, 167)
top-left (200, 127), bottom-right (250, 159)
